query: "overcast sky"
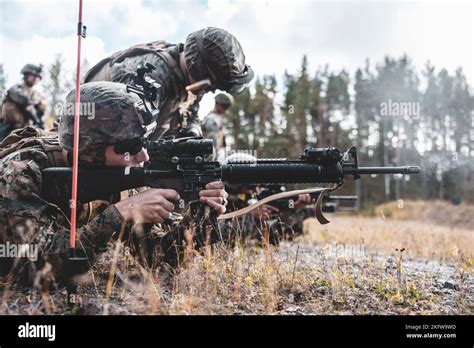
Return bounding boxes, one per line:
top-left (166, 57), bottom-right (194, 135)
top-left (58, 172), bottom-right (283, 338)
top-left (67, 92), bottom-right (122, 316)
top-left (1, 0), bottom-right (473, 116)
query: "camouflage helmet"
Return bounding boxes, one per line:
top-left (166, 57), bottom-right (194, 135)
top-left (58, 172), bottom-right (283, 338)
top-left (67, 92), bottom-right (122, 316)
top-left (184, 27), bottom-right (254, 96)
top-left (58, 81), bottom-right (156, 166)
top-left (21, 64), bottom-right (43, 79)
top-left (214, 93), bottom-right (234, 107)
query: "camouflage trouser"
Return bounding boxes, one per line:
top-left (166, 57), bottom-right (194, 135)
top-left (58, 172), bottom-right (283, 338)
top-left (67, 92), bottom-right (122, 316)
top-left (126, 211), bottom-right (210, 269)
top-left (0, 199), bottom-right (130, 289)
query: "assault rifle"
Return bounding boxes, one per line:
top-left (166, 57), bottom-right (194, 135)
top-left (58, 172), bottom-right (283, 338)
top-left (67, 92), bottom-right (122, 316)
top-left (42, 137), bottom-right (420, 244)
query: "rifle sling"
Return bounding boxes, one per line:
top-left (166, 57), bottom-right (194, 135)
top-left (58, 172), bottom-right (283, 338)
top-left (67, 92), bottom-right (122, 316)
top-left (217, 186), bottom-right (337, 225)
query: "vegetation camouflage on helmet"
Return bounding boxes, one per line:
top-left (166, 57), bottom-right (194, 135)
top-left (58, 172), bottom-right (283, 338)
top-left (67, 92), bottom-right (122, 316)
top-left (184, 27), bottom-right (254, 95)
top-left (58, 81), bottom-right (150, 166)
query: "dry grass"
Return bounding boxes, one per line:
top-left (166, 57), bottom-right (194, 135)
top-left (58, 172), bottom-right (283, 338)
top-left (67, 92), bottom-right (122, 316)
top-left (304, 215), bottom-right (473, 262)
top-left (0, 201), bottom-right (473, 315)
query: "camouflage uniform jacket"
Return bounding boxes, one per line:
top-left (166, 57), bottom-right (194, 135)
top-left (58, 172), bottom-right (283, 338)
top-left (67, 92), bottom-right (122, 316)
top-left (1, 82), bottom-right (44, 129)
top-left (0, 130), bottom-right (126, 286)
top-left (84, 42), bottom-right (202, 139)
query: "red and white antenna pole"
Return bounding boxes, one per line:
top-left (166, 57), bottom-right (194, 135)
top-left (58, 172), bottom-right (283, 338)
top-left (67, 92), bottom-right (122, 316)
top-left (70, 0), bottom-right (86, 254)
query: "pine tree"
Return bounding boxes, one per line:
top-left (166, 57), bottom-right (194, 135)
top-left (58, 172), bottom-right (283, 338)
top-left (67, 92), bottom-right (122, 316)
top-left (43, 54), bottom-right (71, 129)
top-left (0, 63), bottom-right (6, 104)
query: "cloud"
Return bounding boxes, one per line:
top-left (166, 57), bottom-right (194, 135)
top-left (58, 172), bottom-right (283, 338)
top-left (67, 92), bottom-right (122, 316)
top-left (0, 33), bottom-right (107, 86)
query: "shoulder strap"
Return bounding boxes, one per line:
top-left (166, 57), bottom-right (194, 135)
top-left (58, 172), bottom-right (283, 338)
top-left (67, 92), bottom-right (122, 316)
top-left (153, 50), bottom-right (185, 83)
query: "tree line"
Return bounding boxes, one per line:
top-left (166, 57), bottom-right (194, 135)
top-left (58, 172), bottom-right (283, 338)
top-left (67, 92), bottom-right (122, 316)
top-left (225, 55), bottom-right (474, 207)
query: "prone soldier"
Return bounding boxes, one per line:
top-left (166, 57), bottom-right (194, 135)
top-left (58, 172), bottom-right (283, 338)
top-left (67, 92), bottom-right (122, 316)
top-left (0, 81), bottom-right (228, 288)
top-left (220, 154), bottom-right (312, 246)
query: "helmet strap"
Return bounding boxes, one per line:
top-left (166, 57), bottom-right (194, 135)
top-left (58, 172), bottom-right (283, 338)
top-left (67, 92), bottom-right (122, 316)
top-left (179, 51), bottom-right (193, 86)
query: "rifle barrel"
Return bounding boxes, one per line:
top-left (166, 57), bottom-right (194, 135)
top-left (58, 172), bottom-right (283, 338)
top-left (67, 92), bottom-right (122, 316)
top-left (345, 166), bottom-right (420, 175)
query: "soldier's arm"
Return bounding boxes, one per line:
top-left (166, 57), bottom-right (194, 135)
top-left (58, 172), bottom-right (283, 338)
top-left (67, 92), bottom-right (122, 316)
top-left (0, 158), bottom-right (126, 285)
top-left (31, 90), bottom-right (47, 112)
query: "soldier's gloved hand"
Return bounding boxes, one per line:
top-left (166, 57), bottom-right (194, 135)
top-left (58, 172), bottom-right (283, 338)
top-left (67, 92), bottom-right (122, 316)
top-left (250, 204), bottom-right (279, 220)
top-left (293, 194), bottom-right (312, 210)
top-left (199, 181), bottom-right (228, 216)
top-left (114, 188), bottom-right (180, 224)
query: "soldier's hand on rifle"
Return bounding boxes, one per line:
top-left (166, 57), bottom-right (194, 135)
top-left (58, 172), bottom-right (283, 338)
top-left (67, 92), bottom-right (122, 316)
top-left (36, 99), bottom-right (47, 112)
top-left (114, 188), bottom-right (180, 224)
top-left (199, 181), bottom-right (228, 216)
top-left (251, 204), bottom-right (279, 220)
top-left (294, 194), bottom-right (312, 210)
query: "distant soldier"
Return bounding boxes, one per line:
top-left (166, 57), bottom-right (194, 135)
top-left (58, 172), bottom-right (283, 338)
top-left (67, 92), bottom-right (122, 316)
top-left (0, 64), bottom-right (47, 140)
top-left (220, 153), bottom-right (312, 245)
top-left (84, 27), bottom-right (253, 140)
top-left (202, 93), bottom-right (234, 161)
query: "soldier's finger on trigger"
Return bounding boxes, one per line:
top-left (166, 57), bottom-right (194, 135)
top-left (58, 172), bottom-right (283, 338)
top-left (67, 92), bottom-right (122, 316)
top-left (205, 181), bottom-right (224, 190)
top-left (199, 189), bottom-right (227, 198)
top-left (154, 188), bottom-right (180, 201)
top-left (203, 196), bottom-right (225, 205)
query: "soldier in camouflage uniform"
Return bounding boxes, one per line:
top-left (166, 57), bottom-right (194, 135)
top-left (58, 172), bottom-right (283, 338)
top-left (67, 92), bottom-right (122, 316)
top-left (0, 64), bottom-right (47, 140)
top-left (0, 81), bottom-right (228, 287)
top-left (221, 185), bottom-right (313, 246)
top-left (202, 93), bottom-right (233, 161)
top-left (220, 154), bottom-right (312, 245)
top-left (84, 27), bottom-right (253, 140)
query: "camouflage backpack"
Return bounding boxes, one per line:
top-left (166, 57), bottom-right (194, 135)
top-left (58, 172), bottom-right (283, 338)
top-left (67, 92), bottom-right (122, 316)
top-left (0, 126), bottom-right (65, 167)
